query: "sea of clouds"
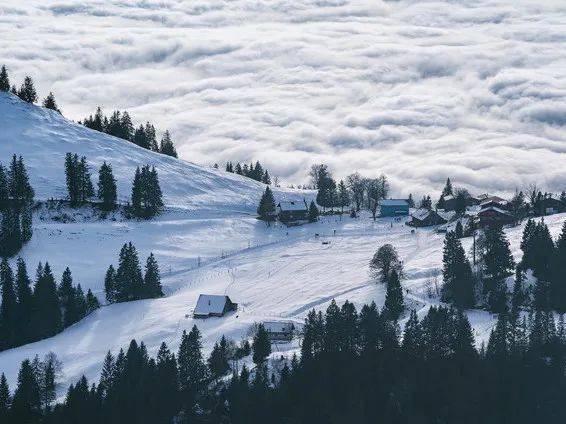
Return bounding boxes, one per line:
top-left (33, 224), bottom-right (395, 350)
top-left (1, 0), bottom-right (565, 197)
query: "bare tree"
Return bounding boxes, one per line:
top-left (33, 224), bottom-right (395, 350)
top-left (346, 172), bottom-right (366, 211)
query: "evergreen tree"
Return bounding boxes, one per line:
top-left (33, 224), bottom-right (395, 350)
top-left (74, 284), bottom-right (87, 321)
top-left (178, 326), bottom-right (208, 415)
top-left (58, 267), bottom-right (78, 327)
top-left (337, 180), bottom-right (350, 213)
top-left (208, 336), bottom-right (230, 380)
top-left (261, 170), bottom-right (271, 185)
top-left (143, 253), bottom-right (163, 299)
top-left (159, 131), bottom-right (177, 158)
top-left (552, 222), bottom-right (566, 312)
top-left (442, 178), bottom-right (453, 197)
top-left (97, 161), bottom-right (117, 211)
top-left (42, 92), bottom-right (61, 113)
top-left (0, 259), bottom-right (17, 350)
top-left (145, 123), bottom-right (158, 151)
top-left (402, 310), bottom-right (423, 360)
top-left (441, 231), bottom-right (475, 309)
top-left (8, 155), bottom-right (34, 208)
top-left (17, 76), bottom-right (37, 103)
top-left (308, 200), bottom-right (319, 223)
top-left (455, 220), bottom-right (464, 239)
top-left (32, 263), bottom-right (62, 339)
top-left (0, 207), bottom-right (22, 257)
top-left (130, 166), bottom-right (163, 218)
top-left (133, 125), bottom-right (148, 149)
top-left (253, 324), bottom-right (272, 365)
top-left (78, 157), bottom-right (94, 203)
top-left (10, 360), bottom-right (41, 423)
top-left (0, 373), bottom-right (10, 422)
top-left (20, 203), bottom-right (33, 243)
top-left (257, 186), bottom-right (276, 223)
top-left (407, 193), bottom-right (415, 208)
top-left (384, 269), bottom-right (404, 320)
top-left (104, 265), bottom-right (116, 304)
top-left (155, 342), bottom-right (179, 421)
top-left (0, 165), bottom-right (8, 211)
top-left (114, 242), bottom-right (143, 302)
top-left (0, 65), bottom-right (9, 92)
top-left (85, 289), bottom-right (100, 314)
top-left (15, 258), bottom-right (33, 345)
top-left (369, 244), bottom-right (402, 283)
top-left (120, 111), bottom-right (134, 141)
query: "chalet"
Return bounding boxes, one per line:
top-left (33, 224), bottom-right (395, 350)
top-left (378, 199), bottom-right (410, 217)
top-left (479, 195), bottom-right (508, 211)
top-left (263, 321), bottom-right (295, 342)
top-left (443, 194), bottom-right (479, 211)
top-left (540, 197), bottom-right (565, 215)
top-left (477, 206), bottom-right (514, 227)
top-left (277, 200), bottom-right (308, 224)
top-left (193, 294), bottom-right (237, 319)
top-left (406, 208), bottom-right (454, 227)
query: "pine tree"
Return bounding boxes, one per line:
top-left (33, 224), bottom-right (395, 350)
top-left (384, 269), bottom-right (404, 320)
top-left (337, 180), bottom-right (350, 213)
top-left (17, 76), bottom-right (37, 103)
top-left (85, 289), bottom-right (100, 314)
top-left (407, 193), bottom-right (415, 208)
top-left (455, 220), bottom-right (464, 239)
top-left (178, 326), bottom-right (209, 414)
top-left (0, 259), bottom-right (17, 350)
top-left (15, 258), bottom-right (33, 345)
top-left (33, 262), bottom-right (62, 339)
top-left (97, 162), bottom-right (117, 211)
top-left (159, 131), bottom-right (178, 158)
top-left (20, 203), bottom-right (33, 243)
top-left (8, 155), bottom-right (34, 208)
top-left (0, 207), bottom-right (22, 257)
top-left (78, 157), bottom-right (94, 203)
top-left (0, 165), bottom-right (8, 211)
top-left (261, 170), bottom-right (271, 185)
top-left (42, 359), bottom-right (56, 409)
top-left (145, 123), bottom-right (158, 151)
top-left (552, 222), bottom-right (566, 312)
top-left (114, 242), bottom-right (143, 301)
top-left (402, 310), bottom-right (423, 360)
top-left (120, 111), bottom-right (134, 141)
top-left (0, 65), bottom-right (9, 92)
top-left (58, 267), bottom-right (78, 327)
top-left (131, 166), bottom-right (163, 218)
top-left (74, 284), bottom-right (87, 320)
top-left (208, 336), bottom-right (230, 380)
top-left (98, 351), bottom-right (115, 399)
top-left (441, 231), bottom-right (475, 309)
top-left (252, 324), bottom-right (271, 365)
top-left (133, 125), bottom-right (148, 149)
top-left (143, 253), bottom-right (163, 299)
top-left (104, 265), bottom-right (116, 303)
top-left (0, 373), bottom-right (10, 422)
top-left (42, 92), bottom-right (61, 113)
top-left (155, 342), bottom-right (179, 421)
top-left (308, 200), bottom-right (319, 223)
top-left (10, 360), bottom-right (41, 423)
top-left (442, 178), bottom-right (453, 197)
top-left (257, 186), bottom-right (276, 222)
top-left (369, 244), bottom-right (402, 283)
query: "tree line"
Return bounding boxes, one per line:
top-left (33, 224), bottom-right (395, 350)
top-left (0, 258), bottom-right (99, 352)
top-left (104, 242), bottom-right (163, 304)
top-left (4, 297), bottom-right (566, 423)
top-left (64, 153), bottom-right (163, 219)
top-left (225, 161), bottom-right (271, 184)
top-left (0, 155), bottom-right (34, 257)
top-left (81, 108), bottom-right (177, 158)
top-left (0, 66), bottom-right (60, 113)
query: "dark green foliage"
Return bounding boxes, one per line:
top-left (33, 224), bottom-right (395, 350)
top-left (257, 186), bottom-right (276, 222)
top-left (0, 165), bottom-right (8, 211)
top-left (8, 155), bottom-right (34, 207)
top-left (0, 373), bottom-right (10, 422)
top-left (252, 324), bottom-right (271, 365)
top-left (552, 222), bottom-right (566, 312)
top-left (441, 231), bottom-right (475, 309)
top-left (442, 177), bottom-right (453, 197)
top-left (65, 153), bottom-right (94, 206)
top-left (208, 336), bottom-right (230, 380)
top-left (0, 65), bottom-right (9, 92)
top-left (159, 130), bottom-right (177, 158)
top-left (97, 162), bottom-right (117, 211)
top-left (308, 200), bottom-right (319, 222)
top-left (0, 258), bottom-right (17, 349)
top-left (131, 165), bottom-right (163, 219)
top-left (369, 243), bottom-right (402, 283)
top-left (384, 269), bottom-right (404, 320)
top-left (143, 253), bottom-right (163, 299)
top-left (32, 263), bottom-right (62, 339)
top-left (42, 92), bottom-right (61, 113)
top-left (104, 265), bottom-right (116, 303)
top-left (10, 360), bottom-right (41, 423)
top-left (337, 179), bottom-right (350, 213)
top-left (178, 326), bottom-right (209, 416)
top-left (17, 76), bottom-right (37, 103)
top-left (15, 258), bottom-right (33, 345)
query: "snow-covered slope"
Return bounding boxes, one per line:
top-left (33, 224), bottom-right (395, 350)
top-left (0, 92), bottom-right (301, 212)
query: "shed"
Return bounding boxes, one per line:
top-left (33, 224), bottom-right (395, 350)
top-left (263, 321), bottom-right (295, 342)
top-left (379, 199), bottom-right (409, 217)
top-left (193, 294), bottom-right (237, 318)
top-left (406, 208), bottom-right (450, 227)
top-left (277, 200), bottom-right (309, 224)
top-left (477, 207), bottom-right (514, 227)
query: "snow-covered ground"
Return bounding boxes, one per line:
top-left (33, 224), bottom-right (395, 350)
top-left (0, 94), bottom-right (565, 397)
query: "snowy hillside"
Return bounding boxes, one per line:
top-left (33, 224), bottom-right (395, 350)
top-left (0, 92), bottom-right (303, 212)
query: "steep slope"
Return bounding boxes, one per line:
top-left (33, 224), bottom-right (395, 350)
top-left (0, 92), bottom-right (299, 212)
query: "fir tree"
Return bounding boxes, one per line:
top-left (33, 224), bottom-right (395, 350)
top-left (145, 123), bottom-right (158, 151)
top-left (97, 162), bottom-right (117, 211)
top-left (441, 231), bottom-right (475, 309)
top-left (8, 155), bottom-right (34, 208)
top-left (0, 65), bottom-right (9, 92)
top-left (369, 244), bottom-right (402, 283)
top-left (402, 310), bottom-right (423, 360)
top-left (10, 360), bottom-right (41, 423)
top-left (20, 203), bottom-right (33, 243)
top-left (58, 267), bottom-right (78, 327)
top-left (308, 200), bottom-right (319, 223)
top-left (15, 258), bottom-right (33, 345)
top-left (32, 262), bottom-right (62, 339)
top-left (261, 170), bottom-right (271, 185)
top-left (455, 220), bottom-right (464, 239)
top-left (0, 207), bottom-right (23, 257)
top-left (257, 186), bottom-right (276, 223)
top-left (0, 258), bottom-right (17, 350)
top-left (337, 180), bottom-right (350, 213)
top-left (131, 166), bottom-right (163, 218)
top-left (120, 111), bottom-right (134, 141)
top-left (384, 269), bottom-right (404, 320)
top-left (143, 253), bottom-right (163, 299)
top-left (178, 326), bottom-right (209, 415)
top-left (114, 242), bottom-right (143, 302)
top-left (0, 165), bottom-right (8, 211)
top-left (85, 289), bottom-right (100, 314)
top-left (42, 92), bottom-right (61, 113)
top-left (104, 265), bottom-right (116, 303)
top-left (407, 193), bottom-right (415, 208)
top-left (133, 125), bottom-right (148, 149)
top-left (0, 373), bottom-right (10, 422)
top-left (159, 131), bottom-right (177, 158)
top-left (208, 336), bottom-right (230, 380)
top-left (552, 222), bottom-right (566, 312)
top-left (252, 324), bottom-right (271, 365)
top-left (17, 76), bottom-right (37, 103)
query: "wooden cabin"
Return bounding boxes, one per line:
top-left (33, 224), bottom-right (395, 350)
top-left (263, 321), bottom-right (295, 342)
top-left (193, 294), bottom-right (237, 318)
top-left (277, 200), bottom-right (309, 224)
top-left (477, 207), bottom-right (514, 227)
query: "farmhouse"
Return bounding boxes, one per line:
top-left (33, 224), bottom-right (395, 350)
top-left (277, 200), bottom-right (308, 224)
top-left (407, 208), bottom-right (454, 227)
top-left (193, 294), bottom-right (238, 318)
top-left (263, 321), bottom-right (295, 342)
top-left (477, 206), bottom-right (514, 227)
top-left (378, 199), bottom-right (409, 217)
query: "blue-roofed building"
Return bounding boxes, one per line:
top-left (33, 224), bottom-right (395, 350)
top-left (378, 199), bottom-right (410, 217)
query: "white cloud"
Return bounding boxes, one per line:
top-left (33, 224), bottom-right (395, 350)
top-left (1, 0), bottom-right (566, 197)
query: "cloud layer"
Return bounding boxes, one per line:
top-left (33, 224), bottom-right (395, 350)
top-left (1, 0), bottom-right (566, 196)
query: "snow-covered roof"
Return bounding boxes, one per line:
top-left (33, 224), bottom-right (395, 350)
top-left (194, 294), bottom-right (231, 315)
top-left (263, 321), bottom-right (294, 333)
top-left (438, 216), bottom-right (470, 233)
top-left (438, 210), bottom-right (456, 221)
top-left (411, 208), bottom-right (432, 220)
top-left (278, 200), bottom-right (307, 211)
top-left (479, 206), bottom-right (511, 216)
top-left (379, 199), bottom-right (408, 207)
